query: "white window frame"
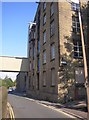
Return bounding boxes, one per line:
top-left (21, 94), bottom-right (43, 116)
top-left (72, 21), bottom-right (80, 33)
top-left (74, 41), bottom-right (83, 58)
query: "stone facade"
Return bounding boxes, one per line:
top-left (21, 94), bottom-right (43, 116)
top-left (27, 1), bottom-right (88, 102)
top-left (16, 72), bottom-right (27, 93)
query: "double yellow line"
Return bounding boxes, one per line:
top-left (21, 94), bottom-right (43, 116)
top-left (7, 102), bottom-right (15, 120)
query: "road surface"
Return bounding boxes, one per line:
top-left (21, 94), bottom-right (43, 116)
top-left (8, 94), bottom-right (75, 118)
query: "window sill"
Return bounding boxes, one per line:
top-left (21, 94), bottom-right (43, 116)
top-left (43, 8), bottom-right (46, 12)
top-left (43, 63), bottom-right (46, 65)
top-left (50, 13), bottom-right (54, 18)
top-left (50, 58), bottom-right (55, 61)
top-left (50, 33), bottom-right (54, 38)
top-left (43, 22), bottom-right (46, 26)
top-left (74, 57), bottom-right (83, 59)
top-left (51, 85), bottom-right (55, 87)
top-left (43, 42), bottom-right (46, 45)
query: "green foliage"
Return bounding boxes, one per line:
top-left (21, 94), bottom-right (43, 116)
top-left (0, 76), bottom-right (15, 88)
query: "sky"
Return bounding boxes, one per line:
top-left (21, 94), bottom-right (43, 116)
top-left (0, 2), bottom-right (38, 80)
top-left (2, 2), bottom-right (38, 57)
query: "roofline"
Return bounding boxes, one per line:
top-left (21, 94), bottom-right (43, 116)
top-left (0, 56), bottom-right (28, 59)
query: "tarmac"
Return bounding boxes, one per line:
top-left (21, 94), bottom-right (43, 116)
top-left (9, 91), bottom-right (89, 120)
top-left (36, 100), bottom-right (88, 120)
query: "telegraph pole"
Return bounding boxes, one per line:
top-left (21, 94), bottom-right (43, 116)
top-left (78, 0), bottom-right (89, 118)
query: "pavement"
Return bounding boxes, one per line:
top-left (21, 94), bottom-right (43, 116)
top-left (35, 100), bottom-right (88, 120)
top-left (9, 91), bottom-right (88, 119)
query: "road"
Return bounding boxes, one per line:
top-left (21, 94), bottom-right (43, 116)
top-left (8, 94), bottom-right (75, 118)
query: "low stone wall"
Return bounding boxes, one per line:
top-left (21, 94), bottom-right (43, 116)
top-left (26, 90), bottom-right (58, 102)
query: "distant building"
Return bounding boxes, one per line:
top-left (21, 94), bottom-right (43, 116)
top-left (27, 0), bottom-right (88, 102)
top-left (16, 72), bottom-right (27, 93)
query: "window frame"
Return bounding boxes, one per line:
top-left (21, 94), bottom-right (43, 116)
top-left (51, 43), bottom-right (55, 60)
top-left (71, 3), bottom-right (80, 11)
top-left (73, 40), bottom-right (83, 59)
top-left (50, 20), bottom-right (55, 37)
top-left (43, 13), bottom-right (46, 25)
top-left (72, 16), bottom-right (80, 33)
top-left (43, 71), bottom-right (46, 87)
top-left (50, 2), bottom-right (54, 17)
top-left (43, 50), bottom-right (46, 64)
top-left (51, 68), bottom-right (55, 87)
top-left (43, 30), bottom-right (46, 44)
top-left (43, 2), bottom-right (46, 11)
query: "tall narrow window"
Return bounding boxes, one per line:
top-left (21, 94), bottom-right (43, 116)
top-left (30, 62), bottom-right (31, 71)
top-left (37, 40), bottom-right (40, 53)
top-left (50, 20), bottom-right (54, 36)
top-left (33, 44), bottom-right (35, 59)
top-left (51, 43), bottom-right (55, 60)
top-left (50, 3), bottom-right (54, 16)
top-left (43, 71), bottom-right (46, 86)
top-left (37, 57), bottom-right (40, 71)
top-left (43, 50), bottom-right (46, 64)
top-left (43, 2), bottom-right (46, 11)
top-left (73, 40), bottom-right (83, 58)
top-left (43, 30), bottom-right (46, 43)
top-left (32, 75), bottom-right (34, 89)
top-left (72, 16), bottom-right (80, 33)
top-left (71, 3), bottom-right (80, 11)
top-left (29, 77), bottom-right (31, 88)
top-left (43, 14), bottom-right (46, 25)
top-left (51, 68), bottom-right (55, 86)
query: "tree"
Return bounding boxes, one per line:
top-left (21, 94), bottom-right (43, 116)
top-left (0, 76), bottom-right (15, 88)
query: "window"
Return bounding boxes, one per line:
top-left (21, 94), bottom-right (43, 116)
top-left (71, 3), bottom-right (79, 11)
top-left (72, 16), bottom-right (80, 33)
top-left (29, 77), bottom-right (31, 87)
top-left (50, 20), bottom-right (54, 36)
top-left (33, 60), bottom-right (35, 70)
top-left (31, 62), bottom-right (33, 70)
top-left (32, 76), bottom-right (35, 89)
top-left (43, 71), bottom-right (46, 86)
top-left (51, 43), bottom-right (55, 60)
top-left (30, 62), bottom-right (31, 71)
top-left (50, 3), bottom-right (54, 16)
top-left (29, 49), bottom-right (31, 58)
top-left (33, 32), bottom-right (36, 39)
top-left (37, 57), bottom-right (40, 71)
top-left (37, 40), bottom-right (40, 53)
top-left (51, 68), bottom-right (55, 86)
top-left (73, 40), bottom-right (83, 58)
top-left (33, 44), bottom-right (35, 58)
top-left (43, 14), bottom-right (46, 25)
top-left (43, 30), bottom-right (46, 43)
top-left (43, 2), bottom-right (46, 11)
top-left (43, 50), bottom-right (46, 64)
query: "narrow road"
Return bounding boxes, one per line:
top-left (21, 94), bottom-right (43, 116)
top-left (8, 94), bottom-right (75, 118)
